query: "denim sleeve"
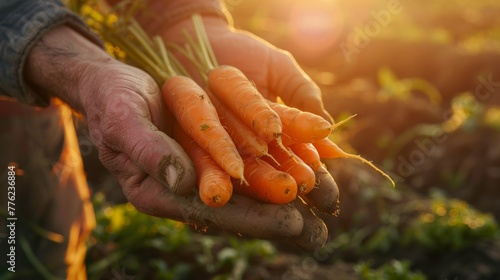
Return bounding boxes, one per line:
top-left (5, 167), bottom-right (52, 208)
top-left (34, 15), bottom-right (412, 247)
top-left (0, 0), bottom-right (103, 106)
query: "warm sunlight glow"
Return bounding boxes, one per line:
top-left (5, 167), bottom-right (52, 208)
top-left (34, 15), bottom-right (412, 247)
top-left (288, 1), bottom-right (344, 57)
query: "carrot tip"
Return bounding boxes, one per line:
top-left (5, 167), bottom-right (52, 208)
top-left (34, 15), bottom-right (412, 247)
top-left (298, 184), bottom-right (309, 195)
top-left (240, 177), bottom-right (249, 186)
top-left (213, 195), bottom-right (222, 204)
top-left (264, 152), bottom-right (280, 167)
top-left (276, 136), bottom-right (295, 160)
top-left (350, 154), bottom-right (396, 188)
top-left (329, 114), bottom-right (357, 131)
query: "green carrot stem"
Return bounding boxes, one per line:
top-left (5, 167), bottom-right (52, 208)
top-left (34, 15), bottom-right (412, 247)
top-left (193, 17), bottom-right (215, 70)
top-left (168, 52), bottom-right (190, 78)
top-left (127, 25), bottom-right (169, 76)
top-left (129, 19), bottom-right (156, 51)
top-left (167, 42), bottom-right (207, 78)
top-left (193, 14), bottom-right (218, 68)
top-left (154, 36), bottom-right (177, 77)
top-left (182, 30), bottom-right (206, 69)
top-left (110, 32), bottom-right (169, 82)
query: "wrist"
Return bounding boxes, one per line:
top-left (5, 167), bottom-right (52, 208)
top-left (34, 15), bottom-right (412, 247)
top-left (24, 25), bottom-right (112, 112)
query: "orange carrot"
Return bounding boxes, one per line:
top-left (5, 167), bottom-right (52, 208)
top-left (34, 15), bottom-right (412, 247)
top-left (162, 76), bottom-right (244, 180)
top-left (279, 133), bottom-right (297, 147)
top-left (269, 100), bottom-right (356, 144)
top-left (313, 138), bottom-right (396, 187)
top-left (233, 157), bottom-right (298, 204)
top-left (173, 123), bottom-right (232, 207)
top-left (206, 90), bottom-right (270, 158)
top-left (289, 142), bottom-right (323, 172)
top-left (207, 65), bottom-right (283, 143)
top-left (268, 101), bottom-right (332, 143)
top-left (197, 165), bottom-right (232, 207)
top-left (264, 141), bottom-right (316, 195)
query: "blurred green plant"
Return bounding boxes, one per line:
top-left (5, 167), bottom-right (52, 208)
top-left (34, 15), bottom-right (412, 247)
top-left (324, 184), bottom-right (499, 261)
top-left (91, 195), bottom-right (191, 250)
top-left (355, 259), bottom-right (426, 280)
top-left (402, 192), bottom-right (499, 251)
top-left (377, 67), bottom-right (442, 105)
top-left (87, 192), bottom-right (277, 280)
top-left (483, 107), bottom-right (500, 131)
top-left (386, 92), bottom-right (486, 159)
top-left (87, 192), bottom-right (193, 279)
top-left (363, 212), bottom-right (402, 253)
top-left (441, 92), bottom-right (484, 133)
top-left (197, 237), bottom-right (276, 280)
top-left (459, 26), bottom-right (500, 54)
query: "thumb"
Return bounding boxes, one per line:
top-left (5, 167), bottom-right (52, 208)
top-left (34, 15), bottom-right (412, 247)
top-left (269, 51), bottom-right (334, 123)
top-left (93, 95), bottom-right (196, 196)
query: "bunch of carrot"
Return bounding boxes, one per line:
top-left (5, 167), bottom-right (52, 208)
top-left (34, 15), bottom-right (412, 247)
top-left (164, 15), bottom-right (395, 208)
top-left (90, 8), bottom-right (395, 209)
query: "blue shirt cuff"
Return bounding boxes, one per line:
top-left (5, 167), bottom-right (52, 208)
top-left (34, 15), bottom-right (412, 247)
top-left (0, 0), bottom-right (103, 106)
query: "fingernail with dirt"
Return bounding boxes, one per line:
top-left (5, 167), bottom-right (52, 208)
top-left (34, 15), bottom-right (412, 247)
top-left (158, 155), bottom-right (186, 194)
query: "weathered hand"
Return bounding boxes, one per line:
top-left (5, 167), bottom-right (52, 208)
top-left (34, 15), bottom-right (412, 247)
top-left (25, 25), bottom-right (330, 251)
top-left (78, 62), bottom-right (318, 249)
top-left (80, 62), bottom-right (200, 208)
top-left (25, 25), bottom-right (198, 210)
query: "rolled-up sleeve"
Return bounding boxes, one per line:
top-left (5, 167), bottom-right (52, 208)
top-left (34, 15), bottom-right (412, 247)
top-left (0, 0), bottom-right (102, 106)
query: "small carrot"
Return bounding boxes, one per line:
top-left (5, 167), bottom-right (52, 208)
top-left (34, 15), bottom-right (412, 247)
top-left (268, 101), bottom-right (332, 143)
top-left (269, 100), bottom-right (357, 144)
top-left (162, 75), bottom-right (245, 180)
top-left (173, 123), bottom-right (232, 207)
top-left (208, 65), bottom-right (283, 143)
top-left (206, 90), bottom-right (270, 158)
top-left (264, 141), bottom-right (316, 195)
top-left (313, 138), bottom-right (396, 187)
top-left (289, 142), bottom-right (323, 172)
top-left (233, 157), bottom-right (298, 204)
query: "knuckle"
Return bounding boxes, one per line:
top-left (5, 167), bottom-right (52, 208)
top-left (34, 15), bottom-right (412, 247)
top-left (128, 138), bottom-right (151, 164)
top-left (106, 96), bottom-right (133, 123)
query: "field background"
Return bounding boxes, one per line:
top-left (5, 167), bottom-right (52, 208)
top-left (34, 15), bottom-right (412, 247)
top-left (80, 0), bottom-right (500, 279)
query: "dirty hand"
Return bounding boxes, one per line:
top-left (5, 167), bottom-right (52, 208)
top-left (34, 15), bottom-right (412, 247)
top-left (25, 25), bottom-right (197, 207)
top-left (25, 25), bottom-right (330, 251)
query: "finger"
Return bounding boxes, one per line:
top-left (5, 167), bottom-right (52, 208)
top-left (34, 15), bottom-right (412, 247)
top-left (302, 166), bottom-right (340, 215)
top-left (269, 51), bottom-right (334, 123)
top-left (114, 175), bottom-right (305, 239)
top-left (99, 148), bottom-right (187, 215)
top-left (103, 147), bottom-right (305, 241)
top-left (98, 96), bottom-right (196, 195)
top-left (287, 198), bottom-right (329, 251)
top-left (191, 194), bottom-right (304, 239)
